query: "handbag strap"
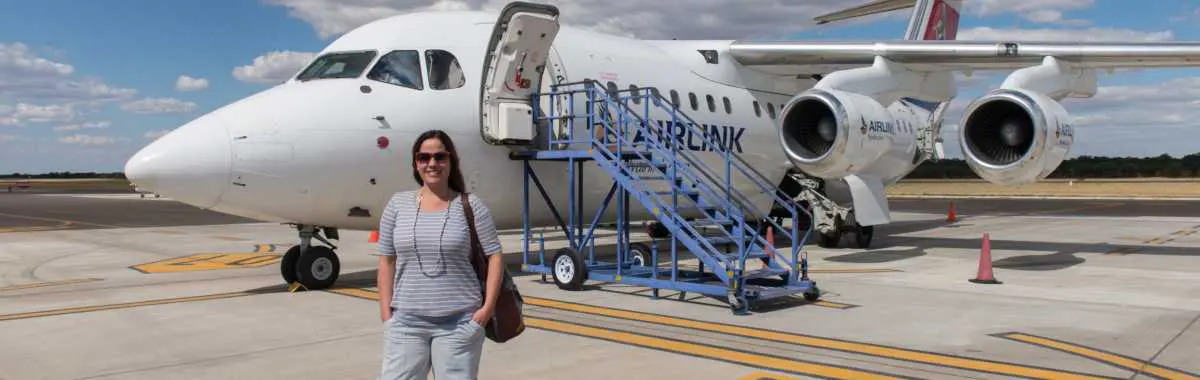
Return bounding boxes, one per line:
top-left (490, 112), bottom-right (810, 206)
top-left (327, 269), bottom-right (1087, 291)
top-left (461, 192), bottom-right (488, 285)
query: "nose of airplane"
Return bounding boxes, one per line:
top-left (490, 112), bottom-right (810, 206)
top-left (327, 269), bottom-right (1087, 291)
top-left (125, 114), bottom-right (232, 209)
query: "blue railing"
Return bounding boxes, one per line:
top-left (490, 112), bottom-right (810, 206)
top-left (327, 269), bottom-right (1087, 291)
top-left (533, 79), bottom-right (813, 281)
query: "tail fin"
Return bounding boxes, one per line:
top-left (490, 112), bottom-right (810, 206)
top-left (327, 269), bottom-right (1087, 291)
top-left (905, 0), bottom-right (961, 40)
top-left (813, 0), bottom-right (961, 40)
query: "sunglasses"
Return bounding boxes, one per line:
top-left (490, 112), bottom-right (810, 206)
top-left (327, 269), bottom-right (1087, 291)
top-left (415, 152), bottom-right (450, 163)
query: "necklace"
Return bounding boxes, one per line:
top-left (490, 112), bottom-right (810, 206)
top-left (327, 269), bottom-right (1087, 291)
top-left (412, 189), bottom-right (453, 277)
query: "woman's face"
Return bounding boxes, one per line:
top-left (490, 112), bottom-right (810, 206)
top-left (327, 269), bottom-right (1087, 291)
top-left (416, 137), bottom-right (452, 188)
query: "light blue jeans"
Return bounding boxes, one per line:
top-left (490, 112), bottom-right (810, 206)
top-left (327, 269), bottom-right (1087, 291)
top-left (380, 309), bottom-right (485, 380)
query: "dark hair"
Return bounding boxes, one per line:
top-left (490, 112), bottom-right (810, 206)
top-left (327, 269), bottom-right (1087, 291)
top-left (411, 129), bottom-right (466, 193)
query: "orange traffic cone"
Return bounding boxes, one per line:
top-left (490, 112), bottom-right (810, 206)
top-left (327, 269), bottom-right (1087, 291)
top-left (969, 232), bottom-right (1001, 284)
top-left (368, 230), bottom-right (379, 243)
top-left (947, 201), bottom-right (957, 222)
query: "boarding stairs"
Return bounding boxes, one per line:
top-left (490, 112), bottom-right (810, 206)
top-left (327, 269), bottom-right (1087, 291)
top-left (518, 80), bottom-right (819, 312)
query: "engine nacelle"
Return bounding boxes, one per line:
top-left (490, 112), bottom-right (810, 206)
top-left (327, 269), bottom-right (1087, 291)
top-left (778, 88), bottom-right (896, 179)
top-left (958, 88), bottom-right (1074, 186)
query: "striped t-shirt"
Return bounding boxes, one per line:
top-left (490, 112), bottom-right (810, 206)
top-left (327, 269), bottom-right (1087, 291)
top-left (377, 190), bottom-right (503, 321)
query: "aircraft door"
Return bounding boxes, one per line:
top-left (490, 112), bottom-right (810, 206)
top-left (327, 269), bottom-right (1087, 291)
top-left (479, 1), bottom-right (560, 146)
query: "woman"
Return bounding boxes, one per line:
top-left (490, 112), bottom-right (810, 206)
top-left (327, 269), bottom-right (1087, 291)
top-left (376, 129), bottom-right (505, 380)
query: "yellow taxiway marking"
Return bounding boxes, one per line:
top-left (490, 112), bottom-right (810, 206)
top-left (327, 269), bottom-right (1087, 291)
top-left (0, 278), bottom-right (102, 292)
top-left (324, 287), bottom-right (902, 378)
top-left (811, 300), bottom-right (858, 309)
top-left (0, 291), bottom-right (254, 321)
top-left (130, 253), bottom-right (280, 273)
top-left (996, 333), bottom-right (1200, 380)
top-left (323, 287), bottom-right (1108, 379)
top-left (739, 371), bottom-right (802, 380)
top-left (529, 317), bottom-right (904, 380)
top-left (525, 297), bottom-right (1110, 380)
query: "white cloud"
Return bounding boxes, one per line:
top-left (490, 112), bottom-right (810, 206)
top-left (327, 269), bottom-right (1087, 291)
top-left (53, 121), bottom-right (110, 132)
top-left (0, 43), bottom-right (136, 104)
top-left (58, 134), bottom-right (116, 146)
top-left (175, 75), bottom-right (209, 91)
top-left (121, 98), bottom-right (198, 114)
top-left (963, 0), bottom-right (1094, 25)
top-left (263, 0), bottom-right (856, 40)
top-left (232, 51), bottom-right (317, 84)
top-left (144, 129), bottom-right (171, 140)
top-left (959, 27), bottom-right (1174, 42)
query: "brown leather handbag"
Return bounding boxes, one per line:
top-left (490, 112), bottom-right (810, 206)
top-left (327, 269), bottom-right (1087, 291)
top-left (462, 192), bottom-right (525, 343)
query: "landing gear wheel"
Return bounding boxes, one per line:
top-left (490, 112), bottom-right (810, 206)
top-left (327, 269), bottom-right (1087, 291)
top-left (815, 231), bottom-right (839, 248)
top-left (629, 242), bottom-right (651, 267)
top-left (295, 245), bottom-right (339, 290)
top-left (852, 225), bottom-right (873, 249)
top-left (552, 247), bottom-right (587, 291)
top-left (280, 245), bottom-right (301, 285)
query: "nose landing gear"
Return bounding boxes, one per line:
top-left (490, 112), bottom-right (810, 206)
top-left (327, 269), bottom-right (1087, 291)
top-left (281, 225), bottom-right (341, 291)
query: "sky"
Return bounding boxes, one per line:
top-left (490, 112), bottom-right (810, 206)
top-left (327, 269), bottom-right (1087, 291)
top-left (3, 0), bottom-right (1200, 174)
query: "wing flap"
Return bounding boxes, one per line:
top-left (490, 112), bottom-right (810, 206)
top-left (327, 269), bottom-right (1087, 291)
top-left (729, 41), bottom-right (1200, 73)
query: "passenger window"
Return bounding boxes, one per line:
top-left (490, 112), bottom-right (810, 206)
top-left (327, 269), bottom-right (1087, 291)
top-left (670, 90), bottom-right (680, 108)
top-left (767, 103), bottom-right (776, 119)
top-left (723, 97), bottom-right (732, 114)
top-left (689, 93), bottom-right (698, 111)
top-left (753, 101), bottom-right (761, 117)
top-left (426, 50), bottom-right (464, 90)
top-left (706, 95), bottom-right (715, 112)
top-left (296, 51), bottom-right (377, 81)
top-left (368, 50), bottom-right (423, 90)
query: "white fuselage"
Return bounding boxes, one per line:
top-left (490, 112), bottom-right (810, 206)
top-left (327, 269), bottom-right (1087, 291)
top-left (124, 10), bottom-right (925, 232)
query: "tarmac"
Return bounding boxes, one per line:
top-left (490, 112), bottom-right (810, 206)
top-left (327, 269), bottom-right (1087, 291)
top-left (1, 190), bottom-right (1198, 379)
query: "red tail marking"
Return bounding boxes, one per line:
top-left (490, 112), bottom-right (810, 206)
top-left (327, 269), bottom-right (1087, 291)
top-left (923, 0), bottom-right (959, 40)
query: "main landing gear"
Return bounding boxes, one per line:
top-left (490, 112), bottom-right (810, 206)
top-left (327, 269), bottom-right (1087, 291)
top-left (281, 224), bottom-right (341, 291)
top-left (788, 173), bottom-right (873, 249)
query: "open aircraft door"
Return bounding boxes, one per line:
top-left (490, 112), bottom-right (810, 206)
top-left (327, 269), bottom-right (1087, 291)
top-left (479, 1), bottom-right (560, 146)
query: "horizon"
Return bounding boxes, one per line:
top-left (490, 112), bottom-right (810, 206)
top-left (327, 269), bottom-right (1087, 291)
top-left (4, 0), bottom-right (1200, 174)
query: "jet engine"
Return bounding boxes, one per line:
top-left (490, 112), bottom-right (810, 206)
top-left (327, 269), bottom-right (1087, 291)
top-left (777, 88), bottom-right (894, 179)
top-left (958, 88), bottom-right (1074, 186)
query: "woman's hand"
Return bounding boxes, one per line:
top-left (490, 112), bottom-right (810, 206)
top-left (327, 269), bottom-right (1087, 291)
top-left (471, 305), bottom-right (494, 326)
top-left (381, 307), bottom-right (392, 323)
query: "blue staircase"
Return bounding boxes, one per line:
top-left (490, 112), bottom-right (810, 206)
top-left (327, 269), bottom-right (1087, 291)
top-left (520, 79), bottom-right (818, 312)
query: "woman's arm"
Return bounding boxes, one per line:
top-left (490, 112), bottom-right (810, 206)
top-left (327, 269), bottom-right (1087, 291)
top-left (470, 195), bottom-right (505, 324)
top-left (378, 255), bottom-right (396, 322)
top-left (376, 194), bottom-right (399, 322)
top-left (479, 252), bottom-right (503, 320)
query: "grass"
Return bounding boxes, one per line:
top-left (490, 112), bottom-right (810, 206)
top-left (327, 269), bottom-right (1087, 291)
top-left (887, 178), bottom-right (1200, 198)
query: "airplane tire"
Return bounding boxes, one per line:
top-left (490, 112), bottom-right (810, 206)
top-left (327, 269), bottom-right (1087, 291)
top-left (853, 225), bottom-right (873, 249)
top-left (815, 231), bottom-right (839, 248)
top-left (295, 245), bottom-right (339, 290)
top-left (280, 245), bottom-right (300, 285)
top-left (552, 247), bottom-right (587, 291)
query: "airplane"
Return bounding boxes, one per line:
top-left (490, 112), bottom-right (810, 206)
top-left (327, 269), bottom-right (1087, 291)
top-left (124, 0), bottom-right (1200, 291)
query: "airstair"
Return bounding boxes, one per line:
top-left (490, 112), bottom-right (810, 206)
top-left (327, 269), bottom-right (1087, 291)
top-left (512, 79), bottom-right (820, 314)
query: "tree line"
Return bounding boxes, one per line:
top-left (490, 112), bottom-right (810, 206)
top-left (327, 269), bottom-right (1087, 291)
top-left (909, 153), bottom-right (1200, 179)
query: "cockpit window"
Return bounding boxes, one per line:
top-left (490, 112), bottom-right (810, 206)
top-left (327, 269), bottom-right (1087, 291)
top-left (295, 51), bottom-right (377, 81)
top-left (426, 50), bottom-right (465, 90)
top-left (367, 50), bottom-right (423, 90)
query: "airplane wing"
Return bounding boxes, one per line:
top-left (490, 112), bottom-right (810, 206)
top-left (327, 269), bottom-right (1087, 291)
top-left (727, 41), bottom-right (1200, 76)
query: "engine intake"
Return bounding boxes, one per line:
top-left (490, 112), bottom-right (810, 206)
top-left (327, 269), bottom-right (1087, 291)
top-left (778, 88), bottom-right (892, 179)
top-left (959, 88), bottom-right (1074, 186)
